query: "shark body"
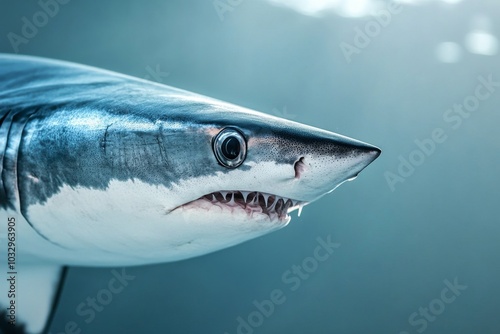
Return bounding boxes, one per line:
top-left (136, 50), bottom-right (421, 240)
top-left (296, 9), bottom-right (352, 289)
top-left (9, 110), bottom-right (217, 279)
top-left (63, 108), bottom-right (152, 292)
top-left (0, 54), bottom-right (380, 333)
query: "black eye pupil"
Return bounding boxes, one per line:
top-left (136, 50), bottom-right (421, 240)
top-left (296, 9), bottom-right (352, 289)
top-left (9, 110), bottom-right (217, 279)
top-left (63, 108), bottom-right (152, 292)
top-left (213, 127), bottom-right (246, 168)
top-left (222, 136), bottom-right (240, 160)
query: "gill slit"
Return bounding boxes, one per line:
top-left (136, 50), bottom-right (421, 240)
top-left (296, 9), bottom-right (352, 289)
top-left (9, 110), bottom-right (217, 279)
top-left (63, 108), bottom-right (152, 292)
top-left (10, 107), bottom-right (68, 249)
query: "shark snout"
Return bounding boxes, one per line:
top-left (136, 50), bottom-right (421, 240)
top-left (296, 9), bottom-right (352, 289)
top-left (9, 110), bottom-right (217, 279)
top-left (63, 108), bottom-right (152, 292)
top-left (344, 142), bottom-right (382, 177)
top-left (283, 131), bottom-right (381, 201)
top-left (325, 137), bottom-right (380, 176)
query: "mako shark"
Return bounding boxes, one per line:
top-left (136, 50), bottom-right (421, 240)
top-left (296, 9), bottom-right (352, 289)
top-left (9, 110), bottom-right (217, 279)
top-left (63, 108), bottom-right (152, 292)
top-left (0, 54), bottom-right (380, 334)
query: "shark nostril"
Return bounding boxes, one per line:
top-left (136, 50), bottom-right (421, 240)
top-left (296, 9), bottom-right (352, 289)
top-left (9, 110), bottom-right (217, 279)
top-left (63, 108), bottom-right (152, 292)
top-left (294, 157), bottom-right (306, 179)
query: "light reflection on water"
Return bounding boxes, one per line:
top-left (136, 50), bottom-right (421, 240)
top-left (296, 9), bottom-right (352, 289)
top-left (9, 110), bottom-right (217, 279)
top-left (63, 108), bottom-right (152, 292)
top-left (266, 0), bottom-right (498, 63)
top-left (265, 0), bottom-right (465, 17)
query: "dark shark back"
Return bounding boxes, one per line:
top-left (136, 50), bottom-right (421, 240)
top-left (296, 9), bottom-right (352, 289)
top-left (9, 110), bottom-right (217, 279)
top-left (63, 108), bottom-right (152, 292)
top-left (0, 54), bottom-right (195, 213)
top-left (0, 54), bottom-right (122, 211)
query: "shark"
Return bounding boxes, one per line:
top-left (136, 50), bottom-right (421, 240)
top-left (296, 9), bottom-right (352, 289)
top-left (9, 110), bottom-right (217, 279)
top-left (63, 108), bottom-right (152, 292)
top-left (0, 54), bottom-right (380, 334)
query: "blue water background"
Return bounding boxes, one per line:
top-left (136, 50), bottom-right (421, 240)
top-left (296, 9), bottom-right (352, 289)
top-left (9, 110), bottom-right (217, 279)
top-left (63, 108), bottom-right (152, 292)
top-left (1, 1), bottom-right (499, 333)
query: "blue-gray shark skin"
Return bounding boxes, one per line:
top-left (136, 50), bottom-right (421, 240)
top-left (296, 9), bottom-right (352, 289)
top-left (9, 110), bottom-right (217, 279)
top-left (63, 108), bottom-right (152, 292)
top-left (0, 53), bottom-right (380, 333)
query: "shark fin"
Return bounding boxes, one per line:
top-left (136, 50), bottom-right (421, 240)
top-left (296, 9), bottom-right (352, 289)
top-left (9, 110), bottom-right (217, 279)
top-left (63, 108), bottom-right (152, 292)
top-left (0, 264), bottom-right (67, 334)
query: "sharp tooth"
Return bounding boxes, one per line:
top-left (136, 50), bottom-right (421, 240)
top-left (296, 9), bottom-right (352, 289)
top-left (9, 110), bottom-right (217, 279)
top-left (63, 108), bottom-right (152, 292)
top-left (252, 193), bottom-right (259, 204)
top-left (228, 193), bottom-right (235, 206)
top-left (298, 205), bottom-right (303, 217)
top-left (268, 197), bottom-right (277, 211)
top-left (220, 191), bottom-right (228, 200)
top-left (211, 194), bottom-right (216, 202)
top-left (241, 191), bottom-right (249, 203)
top-left (275, 198), bottom-right (284, 216)
top-left (262, 193), bottom-right (270, 207)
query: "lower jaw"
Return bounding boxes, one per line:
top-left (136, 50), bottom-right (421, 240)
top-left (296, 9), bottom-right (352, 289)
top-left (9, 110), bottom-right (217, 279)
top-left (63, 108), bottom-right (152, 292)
top-left (180, 199), bottom-right (293, 224)
top-left (178, 190), bottom-right (307, 222)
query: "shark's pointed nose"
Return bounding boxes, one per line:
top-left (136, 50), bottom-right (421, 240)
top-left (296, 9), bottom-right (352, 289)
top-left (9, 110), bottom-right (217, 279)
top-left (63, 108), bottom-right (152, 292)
top-left (326, 139), bottom-right (381, 180)
top-left (354, 143), bottom-right (381, 171)
top-left (344, 146), bottom-right (381, 184)
top-left (294, 134), bottom-right (381, 199)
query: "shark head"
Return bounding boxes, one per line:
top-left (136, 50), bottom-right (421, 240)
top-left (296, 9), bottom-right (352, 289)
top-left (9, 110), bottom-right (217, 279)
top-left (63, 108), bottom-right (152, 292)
top-left (156, 99), bottom-right (381, 260)
top-left (5, 56), bottom-right (380, 265)
top-left (167, 102), bottom-right (380, 228)
top-left (22, 97), bottom-right (379, 265)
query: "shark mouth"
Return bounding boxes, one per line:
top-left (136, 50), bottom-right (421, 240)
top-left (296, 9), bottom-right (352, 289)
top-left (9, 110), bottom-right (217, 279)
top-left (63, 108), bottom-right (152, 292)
top-left (179, 191), bottom-right (307, 221)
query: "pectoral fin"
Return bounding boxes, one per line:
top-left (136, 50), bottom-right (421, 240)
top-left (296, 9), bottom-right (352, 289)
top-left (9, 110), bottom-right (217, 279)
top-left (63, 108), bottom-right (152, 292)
top-left (0, 264), bottom-right (67, 334)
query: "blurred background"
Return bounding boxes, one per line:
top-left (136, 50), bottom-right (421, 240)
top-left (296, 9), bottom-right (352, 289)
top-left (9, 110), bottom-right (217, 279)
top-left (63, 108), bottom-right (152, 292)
top-left (1, 0), bottom-right (500, 333)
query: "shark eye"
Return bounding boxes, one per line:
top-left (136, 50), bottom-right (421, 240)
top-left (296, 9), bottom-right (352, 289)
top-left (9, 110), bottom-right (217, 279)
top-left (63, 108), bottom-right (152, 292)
top-left (213, 128), bottom-right (247, 168)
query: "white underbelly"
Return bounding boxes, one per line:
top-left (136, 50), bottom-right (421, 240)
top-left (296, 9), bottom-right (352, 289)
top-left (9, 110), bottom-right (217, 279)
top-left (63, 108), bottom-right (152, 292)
top-left (4, 180), bottom-right (284, 267)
